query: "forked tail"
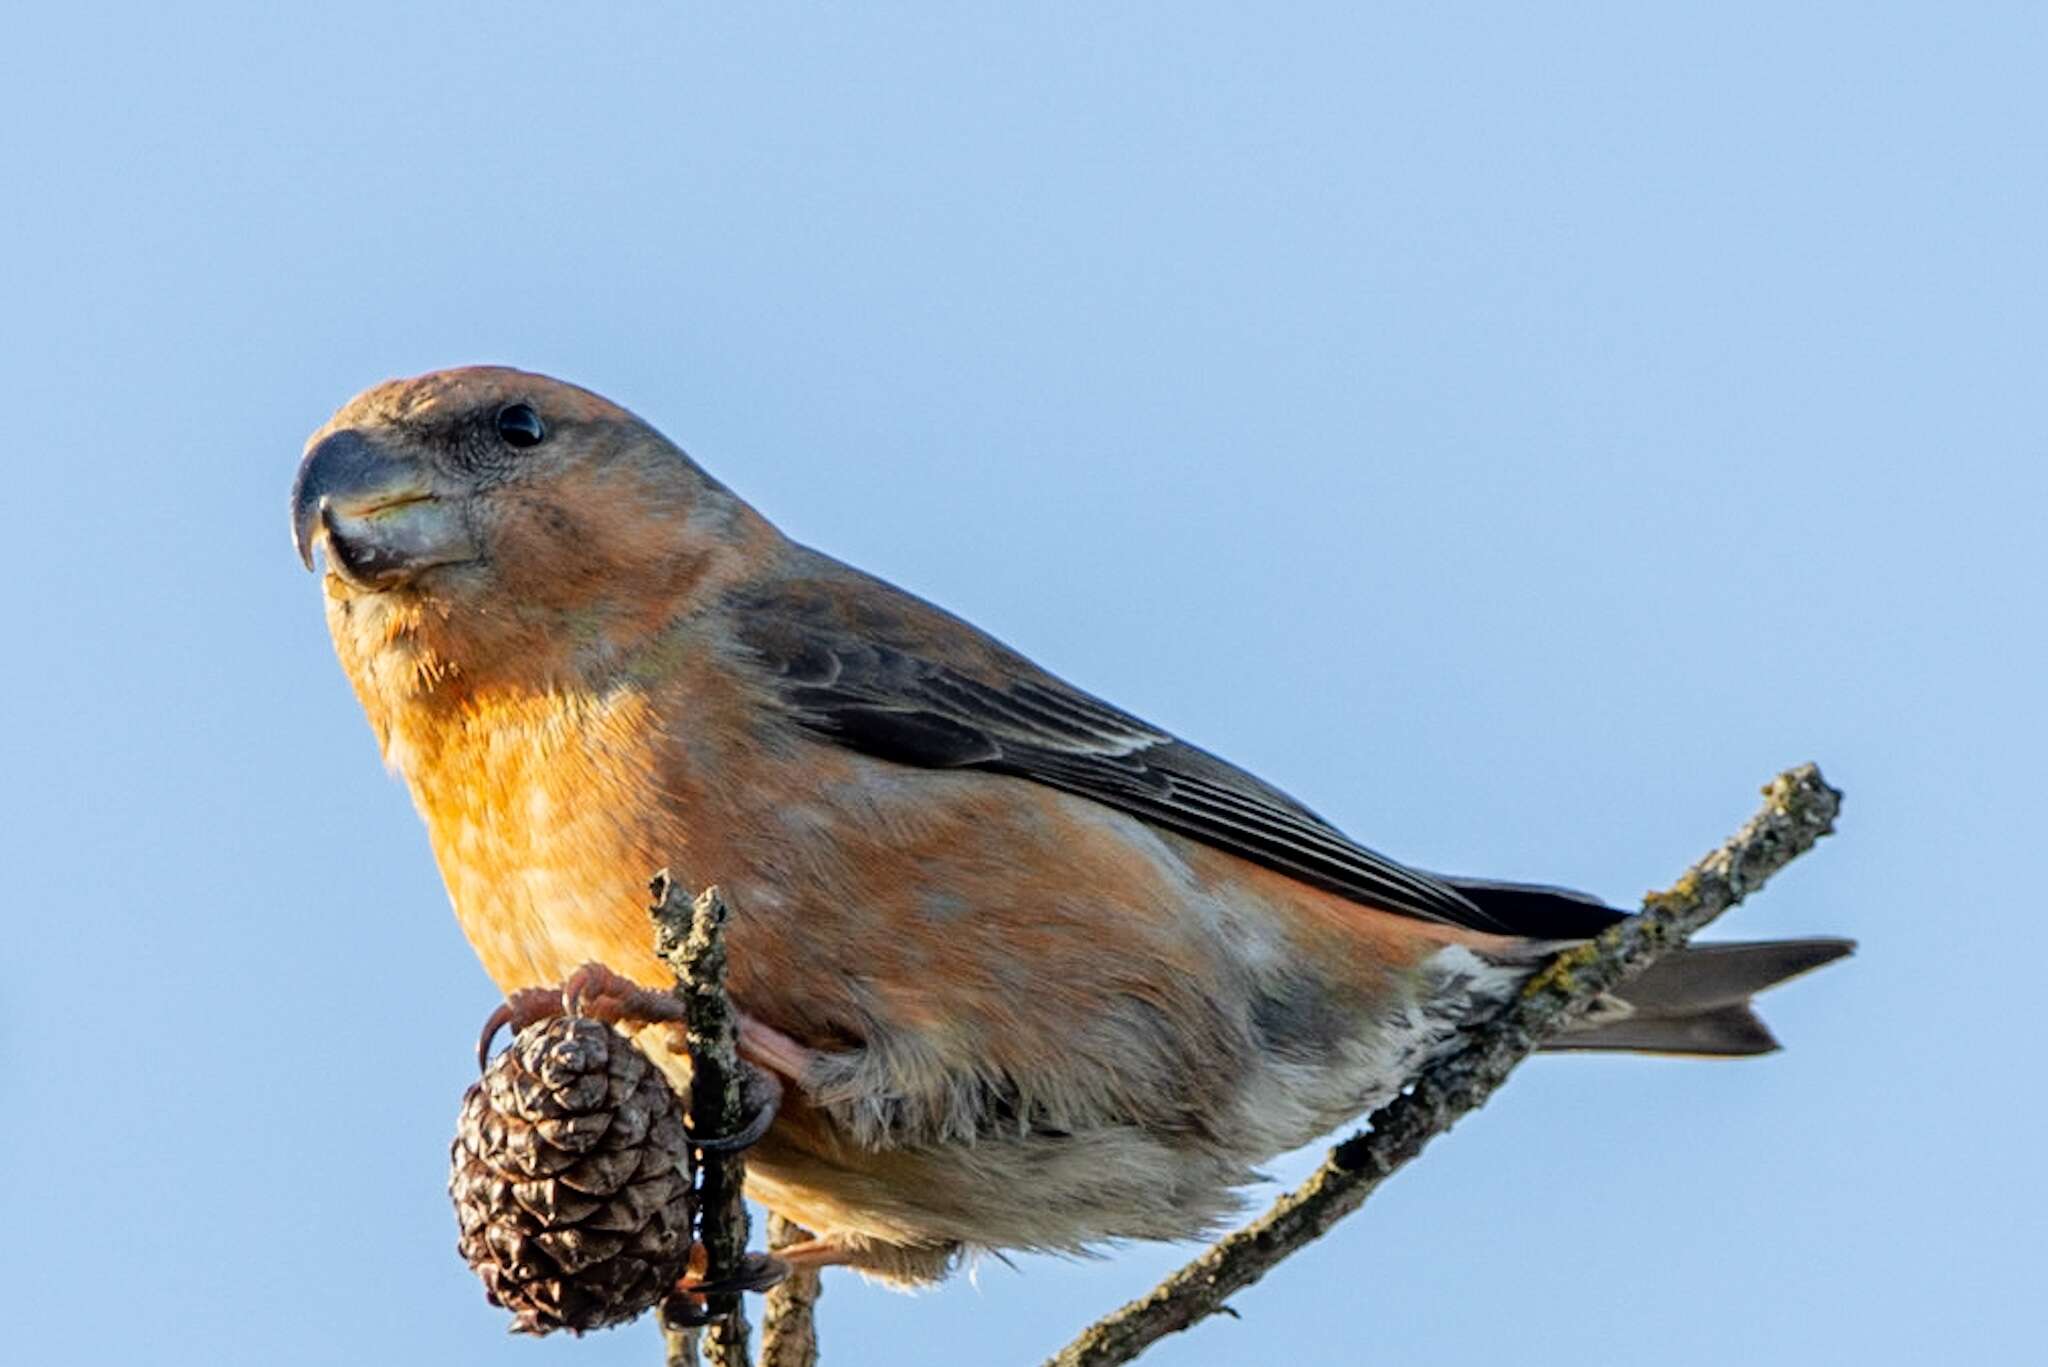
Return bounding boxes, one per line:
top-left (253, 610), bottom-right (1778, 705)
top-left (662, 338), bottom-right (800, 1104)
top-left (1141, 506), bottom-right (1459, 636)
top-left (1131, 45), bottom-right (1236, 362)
top-left (1543, 938), bottom-right (1854, 1056)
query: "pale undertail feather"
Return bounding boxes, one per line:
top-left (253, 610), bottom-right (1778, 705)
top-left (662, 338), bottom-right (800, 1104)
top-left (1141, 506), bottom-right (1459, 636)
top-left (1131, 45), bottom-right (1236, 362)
top-left (1542, 938), bottom-right (1855, 1057)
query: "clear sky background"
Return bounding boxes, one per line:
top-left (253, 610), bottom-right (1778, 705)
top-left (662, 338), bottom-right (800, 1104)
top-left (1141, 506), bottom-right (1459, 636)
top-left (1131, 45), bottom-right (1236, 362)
top-left (2, 5), bottom-right (2041, 1365)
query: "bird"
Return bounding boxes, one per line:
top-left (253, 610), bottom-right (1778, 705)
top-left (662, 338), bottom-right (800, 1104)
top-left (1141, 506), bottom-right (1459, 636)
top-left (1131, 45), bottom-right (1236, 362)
top-left (292, 365), bottom-right (1850, 1287)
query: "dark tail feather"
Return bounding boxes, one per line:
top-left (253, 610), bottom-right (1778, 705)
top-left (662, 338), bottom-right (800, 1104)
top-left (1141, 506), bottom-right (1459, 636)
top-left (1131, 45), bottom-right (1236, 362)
top-left (1542, 938), bottom-right (1854, 1058)
top-left (1547, 1002), bottom-right (1784, 1056)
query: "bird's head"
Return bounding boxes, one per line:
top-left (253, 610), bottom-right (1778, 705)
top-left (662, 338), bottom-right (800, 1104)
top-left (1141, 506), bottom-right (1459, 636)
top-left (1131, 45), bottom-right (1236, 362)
top-left (293, 366), bottom-right (771, 717)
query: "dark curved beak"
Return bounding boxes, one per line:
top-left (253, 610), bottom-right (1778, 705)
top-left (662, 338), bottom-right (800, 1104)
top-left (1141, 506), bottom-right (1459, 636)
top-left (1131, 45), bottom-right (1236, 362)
top-left (292, 430), bottom-right (408, 570)
top-left (291, 430), bottom-right (471, 586)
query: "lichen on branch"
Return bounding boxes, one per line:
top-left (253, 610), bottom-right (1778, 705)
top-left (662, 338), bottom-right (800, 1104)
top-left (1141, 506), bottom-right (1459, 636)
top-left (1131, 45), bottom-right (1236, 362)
top-left (1045, 764), bottom-right (1843, 1367)
top-left (652, 880), bottom-right (756, 1367)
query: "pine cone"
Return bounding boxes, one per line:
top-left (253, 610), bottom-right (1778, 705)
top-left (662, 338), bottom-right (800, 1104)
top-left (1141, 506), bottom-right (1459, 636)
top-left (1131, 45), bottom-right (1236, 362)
top-left (450, 1015), bottom-right (694, 1334)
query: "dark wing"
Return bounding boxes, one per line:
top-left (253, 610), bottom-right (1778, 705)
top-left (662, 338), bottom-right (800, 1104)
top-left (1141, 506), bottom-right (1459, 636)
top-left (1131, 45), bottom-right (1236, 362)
top-left (727, 564), bottom-right (1531, 933)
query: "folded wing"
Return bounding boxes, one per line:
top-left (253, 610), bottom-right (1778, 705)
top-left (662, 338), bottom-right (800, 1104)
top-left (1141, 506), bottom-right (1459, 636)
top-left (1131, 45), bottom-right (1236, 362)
top-left (728, 562), bottom-right (1579, 935)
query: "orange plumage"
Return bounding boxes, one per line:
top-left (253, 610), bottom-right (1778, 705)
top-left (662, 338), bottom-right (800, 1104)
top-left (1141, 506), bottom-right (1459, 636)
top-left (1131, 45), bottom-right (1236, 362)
top-left (294, 366), bottom-right (1848, 1283)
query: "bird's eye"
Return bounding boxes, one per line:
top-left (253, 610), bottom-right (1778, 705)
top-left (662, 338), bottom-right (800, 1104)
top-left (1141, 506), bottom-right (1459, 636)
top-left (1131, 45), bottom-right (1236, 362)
top-left (494, 403), bottom-right (547, 448)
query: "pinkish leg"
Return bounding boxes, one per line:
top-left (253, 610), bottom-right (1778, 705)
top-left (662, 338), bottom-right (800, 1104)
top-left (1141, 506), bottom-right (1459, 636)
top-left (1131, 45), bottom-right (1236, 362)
top-left (768, 1237), bottom-right (860, 1271)
top-left (560, 959), bottom-right (691, 1028)
top-left (736, 1014), bottom-right (821, 1083)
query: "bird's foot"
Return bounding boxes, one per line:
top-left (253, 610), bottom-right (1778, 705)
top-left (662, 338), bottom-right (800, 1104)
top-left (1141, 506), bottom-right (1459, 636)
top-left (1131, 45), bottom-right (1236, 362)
top-left (658, 1251), bottom-right (791, 1327)
top-left (475, 960), bottom-right (687, 1069)
top-left (475, 961), bottom-right (788, 1149)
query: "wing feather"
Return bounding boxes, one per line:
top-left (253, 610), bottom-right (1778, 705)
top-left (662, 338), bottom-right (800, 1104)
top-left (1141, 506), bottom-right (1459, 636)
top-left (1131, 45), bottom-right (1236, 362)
top-left (727, 564), bottom-right (1509, 932)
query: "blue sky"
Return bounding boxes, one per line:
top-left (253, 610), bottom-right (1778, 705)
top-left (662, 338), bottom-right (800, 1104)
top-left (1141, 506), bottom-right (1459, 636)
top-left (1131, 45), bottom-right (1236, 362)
top-left (2, 5), bottom-right (2041, 1364)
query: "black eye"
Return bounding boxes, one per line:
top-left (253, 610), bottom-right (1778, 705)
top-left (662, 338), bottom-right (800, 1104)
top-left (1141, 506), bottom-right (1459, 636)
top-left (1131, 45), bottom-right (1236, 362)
top-left (494, 403), bottom-right (546, 448)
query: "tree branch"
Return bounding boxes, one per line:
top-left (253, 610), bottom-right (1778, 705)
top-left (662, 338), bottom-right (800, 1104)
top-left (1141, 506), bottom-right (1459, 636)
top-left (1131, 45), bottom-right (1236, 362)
top-left (759, 1214), bottom-right (823, 1367)
top-left (660, 1319), bottom-right (700, 1367)
top-left (1045, 763), bottom-right (1843, 1367)
top-left (652, 880), bottom-right (756, 1367)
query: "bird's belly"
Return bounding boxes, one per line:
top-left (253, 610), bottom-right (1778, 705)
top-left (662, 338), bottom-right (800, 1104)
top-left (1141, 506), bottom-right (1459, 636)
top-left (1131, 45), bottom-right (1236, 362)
top-left (418, 730), bottom-right (1519, 1261)
top-left (424, 772), bottom-right (679, 995)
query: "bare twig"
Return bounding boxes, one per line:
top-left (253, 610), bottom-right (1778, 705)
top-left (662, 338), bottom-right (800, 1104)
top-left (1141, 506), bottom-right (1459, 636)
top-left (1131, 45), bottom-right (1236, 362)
top-left (1046, 764), bottom-right (1844, 1367)
top-left (653, 879), bottom-right (756, 1367)
top-left (660, 1320), bottom-right (701, 1367)
top-left (760, 1214), bottom-right (824, 1367)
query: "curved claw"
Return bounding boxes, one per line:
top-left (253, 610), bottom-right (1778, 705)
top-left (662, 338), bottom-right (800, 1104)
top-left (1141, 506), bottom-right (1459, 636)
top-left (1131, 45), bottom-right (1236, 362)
top-left (682, 1251), bottom-right (792, 1299)
top-left (659, 1294), bottom-right (717, 1329)
top-left (658, 1250), bottom-right (790, 1329)
top-left (475, 984), bottom-right (573, 1072)
top-left (476, 1002), bottom-right (516, 1072)
top-left (692, 1064), bottom-right (785, 1152)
